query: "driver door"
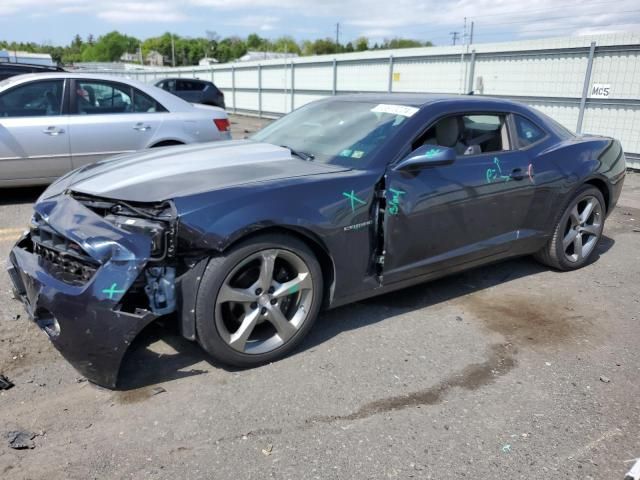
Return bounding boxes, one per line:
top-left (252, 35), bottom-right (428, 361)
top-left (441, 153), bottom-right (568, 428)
top-left (381, 112), bottom-right (535, 284)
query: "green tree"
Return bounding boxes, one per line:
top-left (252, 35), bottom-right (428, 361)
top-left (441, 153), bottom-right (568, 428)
top-left (302, 38), bottom-right (339, 56)
top-left (355, 37), bottom-right (369, 51)
top-left (81, 31), bottom-right (139, 62)
top-left (383, 38), bottom-right (425, 49)
top-left (272, 36), bottom-right (301, 55)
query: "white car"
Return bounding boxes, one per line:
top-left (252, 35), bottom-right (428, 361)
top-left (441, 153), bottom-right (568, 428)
top-left (0, 72), bottom-right (231, 187)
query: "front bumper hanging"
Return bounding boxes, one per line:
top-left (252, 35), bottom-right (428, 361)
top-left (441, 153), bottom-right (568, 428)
top-left (7, 194), bottom-right (161, 388)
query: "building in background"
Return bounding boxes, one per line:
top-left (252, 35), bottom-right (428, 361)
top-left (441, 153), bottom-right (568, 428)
top-left (199, 57), bottom-right (219, 66)
top-left (120, 52), bottom-right (140, 63)
top-left (0, 50), bottom-right (54, 66)
top-left (238, 51), bottom-right (299, 62)
top-left (146, 50), bottom-right (165, 67)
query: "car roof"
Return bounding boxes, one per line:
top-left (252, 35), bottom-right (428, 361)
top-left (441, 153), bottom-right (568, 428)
top-left (158, 77), bottom-right (210, 83)
top-left (0, 72), bottom-right (197, 113)
top-left (0, 62), bottom-right (63, 71)
top-left (332, 93), bottom-right (529, 110)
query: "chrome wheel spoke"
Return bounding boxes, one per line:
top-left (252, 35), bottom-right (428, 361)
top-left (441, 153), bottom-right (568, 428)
top-left (267, 304), bottom-right (297, 341)
top-left (229, 309), bottom-right (260, 351)
top-left (581, 223), bottom-right (600, 236)
top-left (580, 199), bottom-right (595, 224)
top-left (257, 250), bottom-right (277, 291)
top-left (563, 229), bottom-right (578, 249)
top-left (573, 233), bottom-right (584, 261)
top-left (569, 205), bottom-right (580, 225)
top-left (272, 273), bottom-right (312, 299)
top-left (218, 284), bottom-right (256, 304)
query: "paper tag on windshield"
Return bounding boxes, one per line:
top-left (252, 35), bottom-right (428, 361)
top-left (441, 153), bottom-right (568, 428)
top-left (371, 104), bottom-right (419, 117)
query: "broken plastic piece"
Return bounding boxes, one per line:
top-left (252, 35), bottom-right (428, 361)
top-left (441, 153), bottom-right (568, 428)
top-left (0, 374), bottom-right (14, 390)
top-left (7, 431), bottom-right (37, 450)
top-left (145, 267), bottom-right (176, 315)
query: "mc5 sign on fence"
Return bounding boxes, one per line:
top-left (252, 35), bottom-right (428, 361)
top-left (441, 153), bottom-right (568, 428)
top-left (591, 83), bottom-right (611, 98)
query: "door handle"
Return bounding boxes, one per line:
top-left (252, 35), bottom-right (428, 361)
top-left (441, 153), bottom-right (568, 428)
top-left (133, 123), bottom-right (151, 131)
top-left (510, 168), bottom-right (525, 181)
top-left (42, 126), bottom-right (65, 136)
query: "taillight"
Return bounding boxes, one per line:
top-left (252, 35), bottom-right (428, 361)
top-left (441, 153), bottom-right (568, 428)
top-left (214, 118), bottom-right (230, 132)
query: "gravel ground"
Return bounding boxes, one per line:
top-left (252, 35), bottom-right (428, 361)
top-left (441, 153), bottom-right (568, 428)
top-left (1, 115), bottom-right (639, 479)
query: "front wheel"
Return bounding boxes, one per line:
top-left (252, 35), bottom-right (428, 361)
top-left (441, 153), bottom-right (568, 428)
top-left (195, 234), bottom-right (323, 367)
top-left (534, 185), bottom-right (605, 271)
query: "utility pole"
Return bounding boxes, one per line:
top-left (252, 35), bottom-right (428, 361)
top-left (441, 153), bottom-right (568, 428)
top-left (469, 21), bottom-right (474, 45)
top-left (450, 31), bottom-right (459, 45)
top-left (171, 34), bottom-right (176, 67)
top-left (335, 22), bottom-right (340, 47)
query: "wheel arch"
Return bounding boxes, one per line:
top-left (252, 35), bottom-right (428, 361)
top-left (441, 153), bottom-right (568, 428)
top-left (149, 139), bottom-right (185, 148)
top-left (583, 177), bottom-right (611, 213)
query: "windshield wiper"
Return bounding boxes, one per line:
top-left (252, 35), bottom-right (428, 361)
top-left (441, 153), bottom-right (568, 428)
top-left (280, 145), bottom-right (315, 161)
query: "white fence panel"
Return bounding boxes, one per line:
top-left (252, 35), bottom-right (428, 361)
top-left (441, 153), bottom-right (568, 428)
top-left (79, 33), bottom-right (640, 167)
top-left (294, 64), bottom-right (333, 91)
top-left (337, 62), bottom-right (388, 92)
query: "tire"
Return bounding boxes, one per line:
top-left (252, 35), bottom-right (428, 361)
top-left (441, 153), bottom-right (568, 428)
top-left (195, 233), bottom-right (323, 367)
top-left (534, 185), bottom-right (606, 271)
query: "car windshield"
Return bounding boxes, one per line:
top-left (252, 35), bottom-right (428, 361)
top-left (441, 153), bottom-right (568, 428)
top-left (251, 100), bottom-right (415, 167)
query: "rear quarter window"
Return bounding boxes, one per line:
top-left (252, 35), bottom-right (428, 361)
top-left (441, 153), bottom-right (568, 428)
top-left (514, 115), bottom-right (546, 148)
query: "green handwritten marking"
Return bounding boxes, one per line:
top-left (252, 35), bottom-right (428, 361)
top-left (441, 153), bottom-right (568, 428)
top-left (101, 282), bottom-right (125, 300)
top-left (485, 157), bottom-right (511, 184)
top-left (494, 157), bottom-right (503, 175)
top-left (424, 148), bottom-right (442, 159)
top-left (342, 190), bottom-right (367, 212)
top-left (288, 284), bottom-right (300, 295)
top-left (388, 188), bottom-right (406, 216)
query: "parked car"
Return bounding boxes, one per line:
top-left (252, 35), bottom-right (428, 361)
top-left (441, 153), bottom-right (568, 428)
top-left (8, 94), bottom-right (626, 387)
top-left (0, 62), bottom-right (65, 81)
top-left (0, 72), bottom-right (231, 187)
top-left (155, 78), bottom-right (225, 109)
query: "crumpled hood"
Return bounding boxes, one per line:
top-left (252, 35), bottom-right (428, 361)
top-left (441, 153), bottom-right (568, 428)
top-left (47, 140), bottom-right (348, 202)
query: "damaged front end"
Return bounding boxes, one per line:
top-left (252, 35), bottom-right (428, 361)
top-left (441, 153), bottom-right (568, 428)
top-left (7, 191), bottom-right (195, 388)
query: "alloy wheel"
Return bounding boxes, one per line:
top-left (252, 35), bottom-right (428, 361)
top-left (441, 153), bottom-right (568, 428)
top-left (562, 195), bottom-right (603, 263)
top-left (214, 249), bottom-right (314, 354)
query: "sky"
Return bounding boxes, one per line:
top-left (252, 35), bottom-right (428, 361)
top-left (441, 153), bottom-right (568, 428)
top-left (1, 0), bottom-right (639, 46)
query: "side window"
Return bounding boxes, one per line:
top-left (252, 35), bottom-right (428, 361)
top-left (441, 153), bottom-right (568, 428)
top-left (418, 113), bottom-right (510, 156)
top-left (163, 79), bottom-right (175, 91)
top-left (514, 115), bottom-right (546, 147)
top-left (176, 80), bottom-right (188, 91)
top-left (74, 81), bottom-right (133, 115)
top-left (0, 80), bottom-right (64, 117)
top-left (133, 89), bottom-right (166, 113)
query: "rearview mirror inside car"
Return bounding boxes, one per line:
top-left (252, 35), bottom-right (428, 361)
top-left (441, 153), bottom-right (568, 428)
top-left (393, 145), bottom-right (456, 171)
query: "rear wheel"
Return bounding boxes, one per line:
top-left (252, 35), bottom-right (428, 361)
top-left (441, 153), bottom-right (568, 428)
top-left (195, 234), bottom-right (323, 367)
top-left (534, 185), bottom-right (605, 270)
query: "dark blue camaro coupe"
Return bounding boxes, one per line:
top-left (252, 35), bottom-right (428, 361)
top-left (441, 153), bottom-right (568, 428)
top-left (8, 94), bottom-right (626, 387)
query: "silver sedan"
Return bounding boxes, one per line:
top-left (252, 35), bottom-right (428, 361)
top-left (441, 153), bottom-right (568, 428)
top-left (0, 72), bottom-right (232, 187)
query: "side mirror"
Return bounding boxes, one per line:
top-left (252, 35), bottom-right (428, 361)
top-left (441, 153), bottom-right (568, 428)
top-left (393, 145), bottom-right (456, 171)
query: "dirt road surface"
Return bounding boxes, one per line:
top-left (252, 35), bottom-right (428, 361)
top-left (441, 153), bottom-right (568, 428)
top-left (1, 116), bottom-right (639, 479)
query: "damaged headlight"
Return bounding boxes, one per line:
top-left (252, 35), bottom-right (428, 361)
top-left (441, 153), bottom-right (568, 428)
top-left (104, 214), bottom-right (167, 258)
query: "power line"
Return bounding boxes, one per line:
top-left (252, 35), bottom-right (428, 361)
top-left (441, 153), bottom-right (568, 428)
top-left (471, 8), bottom-right (640, 28)
top-left (399, 9), bottom-right (640, 45)
top-left (461, 0), bottom-right (637, 19)
top-left (471, 20), bottom-right (639, 38)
